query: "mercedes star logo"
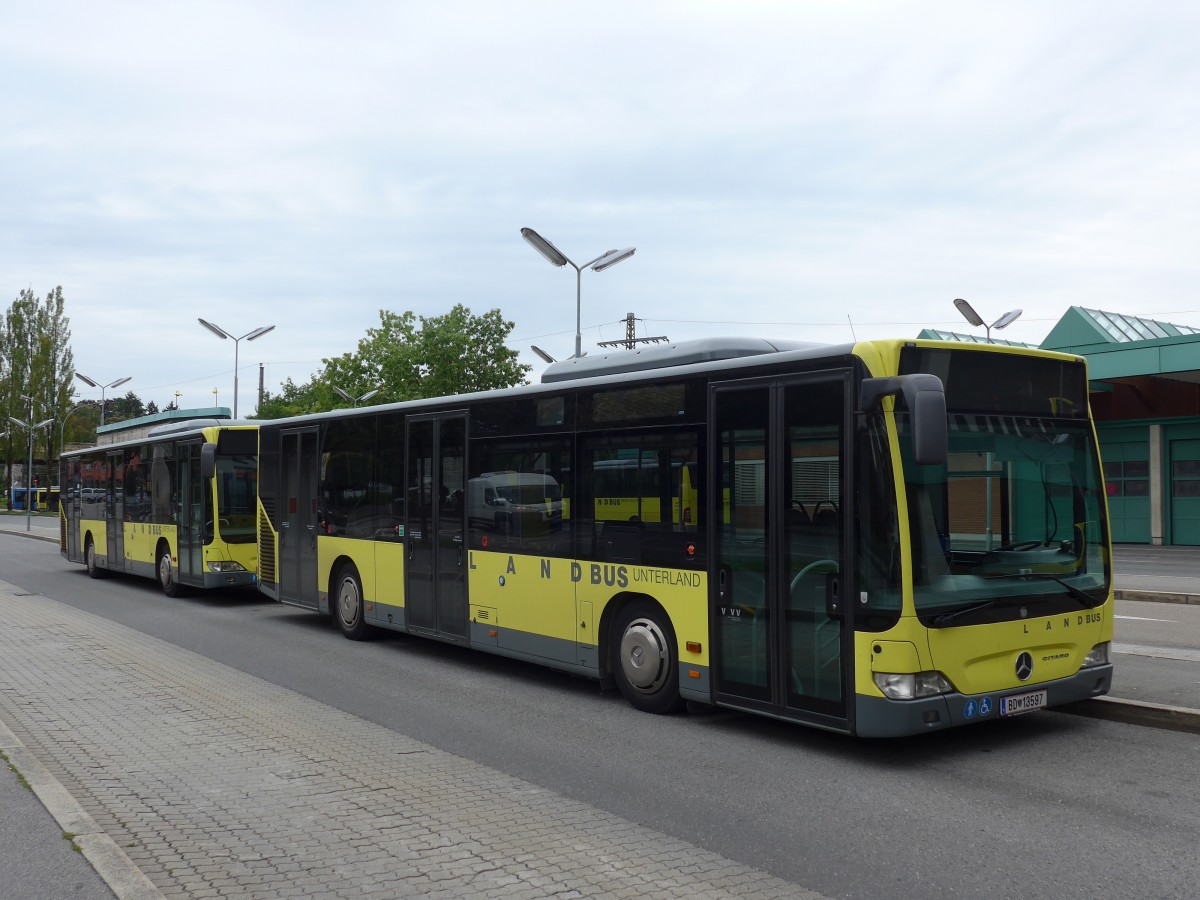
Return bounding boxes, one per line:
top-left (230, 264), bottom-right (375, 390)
top-left (1015, 652), bottom-right (1034, 681)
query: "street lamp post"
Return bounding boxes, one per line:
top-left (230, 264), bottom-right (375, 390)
top-left (331, 386), bottom-right (380, 408)
top-left (59, 403), bottom-right (89, 461)
top-left (521, 228), bottom-right (636, 359)
top-left (8, 405), bottom-right (55, 532)
top-left (953, 298), bottom-right (1023, 342)
top-left (197, 320), bottom-right (276, 418)
top-left (75, 373), bottom-right (132, 427)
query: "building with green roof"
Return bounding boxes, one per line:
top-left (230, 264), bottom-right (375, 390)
top-left (921, 306), bottom-right (1200, 545)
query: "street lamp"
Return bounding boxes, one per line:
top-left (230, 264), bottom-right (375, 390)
top-left (75, 373), bottom-right (132, 427)
top-left (521, 227), bottom-right (636, 359)
top-left (332, 385), bottom-right (380, 408)
top-left (197, 319), bottom-right (276, 418)
top-left (59, 403), bottom-right (89, 461)
top-left (953, 299), bottom-right (1023, 342)
top-left (8, 411), bottom-right (54, 532)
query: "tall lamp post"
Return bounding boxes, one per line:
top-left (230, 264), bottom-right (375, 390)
top-left (75, 373), bottom-right (132, 428)
top-left (197, 320), bottom-right (276, 418)
top-left (58, 403), bottom-right (89, 462)
top-left (521, 228), bottom-right (635, 359)
top-left (332, 385), bottom-right (380, 408)
top-left (8, 407), bottom-right (54, 532)
top-left (953, 298), bottom-right (1023, 342)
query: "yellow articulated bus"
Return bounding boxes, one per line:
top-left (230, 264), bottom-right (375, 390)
top-left (255, 337), bottom-right (1113, 737)
top-left (61, 420), bottom-right (259, 596)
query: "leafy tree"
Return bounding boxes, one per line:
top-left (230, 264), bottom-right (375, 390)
top-left (255, 377), bottom-right (326, 419)
top-left (105, 390), bottom-right (146, 425)
top-left (362, 305), bottom-right (530, 400)
top-left (2, 287), bottom-right (73, 506)
top-left (254, 305), bottom-right (530, 420)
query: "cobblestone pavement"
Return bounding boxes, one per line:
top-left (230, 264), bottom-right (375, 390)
top-left (0, 581), bottom-right (826, 900)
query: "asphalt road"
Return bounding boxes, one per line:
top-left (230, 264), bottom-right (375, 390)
top-left (4, 534), bottom-right (1200, 899)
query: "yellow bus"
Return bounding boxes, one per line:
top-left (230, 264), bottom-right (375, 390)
top-left (61, 420), bottom-right (258, 596)
top-left (255, 337), bottom-right (1113, 736)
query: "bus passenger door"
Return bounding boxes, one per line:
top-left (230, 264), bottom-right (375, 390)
top-left (279, 427), bottom-right (320, 610)
top-left (405, 414), bottom-right (468, 642)
top-left (177, 442), bottom-right (203, 582)
top-left (711, 374), bottom-right (852, 730)
top-left (107, 452), bottom-right (125, 572)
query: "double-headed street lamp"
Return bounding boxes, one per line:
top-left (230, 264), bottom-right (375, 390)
top-left (521, 228), bottom-right (636, 359)
top-left (8, 403), bottom-right (54, 532)
top-left (75, 373), bottom-right (132, 427)
top-left (332, 385), bottom-right (380, 408)
top-left (197, 320), bottom-right (276, 418)
top-left (953, 298), bottom-right (1023, 342)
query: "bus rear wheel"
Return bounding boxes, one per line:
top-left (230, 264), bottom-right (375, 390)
top-left (85, 537), bottom-right (105, 579)
top-left (157, 544), bottom-right (184, 598)
top-left (334, 564), bottom-right (369, 641)
top-left (611, 600), bottom-right (685, 714)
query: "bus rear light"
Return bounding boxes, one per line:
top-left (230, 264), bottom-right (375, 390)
top-left (873, 671), bottom-right (954, 701)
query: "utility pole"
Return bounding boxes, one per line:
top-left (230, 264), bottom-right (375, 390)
top-left (597, 312), bottom-right (669, 351)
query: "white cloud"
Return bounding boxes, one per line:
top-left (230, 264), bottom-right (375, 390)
top-left (2, 1), bottom-right (1200, 408)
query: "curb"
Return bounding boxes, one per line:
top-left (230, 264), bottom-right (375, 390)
top-left (0, 719), bottom-right (164, 900)
top-left (1114, 589), bottom-right (1200, 605)
top-left (1060, 695), bottom-right (1200, 735)
top-left (0, 528), bottom-right (58, 545)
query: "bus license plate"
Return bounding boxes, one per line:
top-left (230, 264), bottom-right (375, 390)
top-left (1000, 690), bottom-right (1047, 717)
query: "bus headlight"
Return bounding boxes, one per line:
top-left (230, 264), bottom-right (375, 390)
top-left (206, 561), bottom-right (248, 574)
top-left (873, 671), bottom-right (955, 700)
top-left (1081, 642), bottom-right (1110, 667)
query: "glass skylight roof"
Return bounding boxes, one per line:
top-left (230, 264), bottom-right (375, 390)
top-left (1081, 308), bottom-right (1200, 343)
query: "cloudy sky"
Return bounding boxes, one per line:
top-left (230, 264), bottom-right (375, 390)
top-left (4, 2), bottom-right (1199, 415)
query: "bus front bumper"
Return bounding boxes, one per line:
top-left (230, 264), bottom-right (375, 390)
top-left (855, 663), bottom-right (1114, 738)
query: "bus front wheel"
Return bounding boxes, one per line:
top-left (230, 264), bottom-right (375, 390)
top-left (611, 600), bottom-right (685, 714)
top-left (157, 544), bottom-right (184, 598)
top-left (334, 564), bottom-right (369, 641)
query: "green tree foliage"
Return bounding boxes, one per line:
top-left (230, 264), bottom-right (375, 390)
top-left (254, 305), bottom-right (531, 419)
top-left (2, 287), bottom-right (74, 506)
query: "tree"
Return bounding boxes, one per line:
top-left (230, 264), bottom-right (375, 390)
top-left (3, 287), bottom-right (73, 507)
top-left (254, 304), bottom-right (531, 420)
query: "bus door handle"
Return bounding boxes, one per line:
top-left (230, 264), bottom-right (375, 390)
top-left (718, 567), bottom-right (728, 603)
top-left (826, 575), bottom-right (842, 617)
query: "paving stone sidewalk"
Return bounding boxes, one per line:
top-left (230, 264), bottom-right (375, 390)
top-left (0, 581), bottom-right (824, 899)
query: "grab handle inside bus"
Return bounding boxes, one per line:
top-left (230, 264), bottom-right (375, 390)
top-left (859, 374), bottom-right (947, 466)
top-left (200, 443), bottom-right (217, 480)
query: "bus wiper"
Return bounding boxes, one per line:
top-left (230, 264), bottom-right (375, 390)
top-left (1031, 574), bottom-right (1099, 609)
top-left (983, 571), bottom-right (1099, 609)
top-left (932, 599), bottom-right (1004, 628)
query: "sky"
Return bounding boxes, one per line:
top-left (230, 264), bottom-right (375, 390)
top-left (4, 1), bottom-right (1200, 416)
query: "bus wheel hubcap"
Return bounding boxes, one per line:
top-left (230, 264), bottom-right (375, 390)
top-left (159, 555), bottom-right (171, 586)
top-left (620, 618), bottom-right (669, 693)
top-left (339, 581), bottom-right (359, 627)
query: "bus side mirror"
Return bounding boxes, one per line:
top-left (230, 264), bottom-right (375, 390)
top-left (860, 374), bottom-right (947, 466)
top-left (200, 443), bottom-right (217, 480)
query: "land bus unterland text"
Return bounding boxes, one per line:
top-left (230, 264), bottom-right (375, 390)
top-left (60, 420), bottom-right (258, 595)
top-left (254, 337), bottom-right (1113, 737)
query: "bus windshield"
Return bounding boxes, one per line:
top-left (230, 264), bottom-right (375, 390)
top-left (897, 348), bottom-right (1110, 624)
top-left (214, 454), bottom-right (257, 544)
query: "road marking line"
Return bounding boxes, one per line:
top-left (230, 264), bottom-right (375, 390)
top-left (1113, 642), bottom-right (1200, 662)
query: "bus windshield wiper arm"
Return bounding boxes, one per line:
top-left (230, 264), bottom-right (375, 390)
top-left (932, 599), bottom-right (1003, 628)
top-left (983, 572), bottom-right (1099, 609)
